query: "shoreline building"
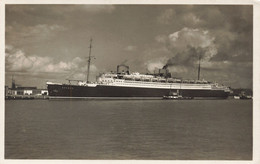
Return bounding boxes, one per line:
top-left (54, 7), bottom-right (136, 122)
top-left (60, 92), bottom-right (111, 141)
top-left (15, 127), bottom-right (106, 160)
top-left (5, 76), bottom-right (48, 97)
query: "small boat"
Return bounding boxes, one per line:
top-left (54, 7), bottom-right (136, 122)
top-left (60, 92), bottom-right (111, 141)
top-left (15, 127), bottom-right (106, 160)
top-left (163, 89), bottom-right (192, 100)
top-left (163, 91), bottom-right (181, 99)
top-left (238, 91), bottom-right (252, 100)
top-left (240, 95), bottom-right (252, 99)
top-left (163, 87), bottom-right (194, 100)
top-left (234, 96), bottom-right (240, 99)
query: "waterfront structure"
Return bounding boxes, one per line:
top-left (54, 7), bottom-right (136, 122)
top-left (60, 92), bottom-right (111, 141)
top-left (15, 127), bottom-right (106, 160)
top-left (8, 87), bottom-right (48, 96)
top-left (16, 87), bottom-right (37, 95)
top-left (5, 77), bottom-right (48, 97)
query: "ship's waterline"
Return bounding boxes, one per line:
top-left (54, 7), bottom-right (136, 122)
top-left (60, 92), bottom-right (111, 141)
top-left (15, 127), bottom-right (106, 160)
top-left (47, 82), bottom-right (230, 99)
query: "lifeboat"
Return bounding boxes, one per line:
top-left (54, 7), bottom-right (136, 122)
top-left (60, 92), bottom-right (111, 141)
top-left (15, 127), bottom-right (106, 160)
top-left (152, 78), bottom-right (158, 82)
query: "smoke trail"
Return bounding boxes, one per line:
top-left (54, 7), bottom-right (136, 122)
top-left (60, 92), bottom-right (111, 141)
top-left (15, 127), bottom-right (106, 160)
top-left (157, 27), bottom-right (217, 69)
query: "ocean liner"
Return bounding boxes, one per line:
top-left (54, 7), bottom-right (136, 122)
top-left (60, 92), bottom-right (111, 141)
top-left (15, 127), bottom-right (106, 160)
top-left (47, 39), bottom-right (231, 99)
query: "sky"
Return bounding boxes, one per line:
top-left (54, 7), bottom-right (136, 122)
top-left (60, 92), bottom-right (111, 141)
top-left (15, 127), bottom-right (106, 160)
top-left (5, 5), bottom-right (253, 89)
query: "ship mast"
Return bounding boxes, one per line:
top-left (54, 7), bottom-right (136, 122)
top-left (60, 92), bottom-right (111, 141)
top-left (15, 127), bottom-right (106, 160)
top-left (86, 38), bottom-right (93, 83)
top-left (197, 55), bottom-right (201, 80)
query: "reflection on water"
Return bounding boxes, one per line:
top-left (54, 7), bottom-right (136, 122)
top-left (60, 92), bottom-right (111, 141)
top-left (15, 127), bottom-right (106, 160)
top-left (5, 99), bottom-right (252, 159)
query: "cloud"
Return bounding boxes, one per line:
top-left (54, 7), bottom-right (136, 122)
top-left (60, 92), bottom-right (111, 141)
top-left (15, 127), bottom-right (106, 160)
top-left (157, 27), bottom-right (217, 68)
top-left (157, 8), bottom-right (202, 27)
top-left (155, 35), bottom-right (168, 43)
top-left (53, 5), bottom-right (115, 14)
top-left (79, 5), bottom-right (116, 13)
top-left (35, 24), bottom-right (66, 33)
top-left (5, 5), bottom-right (252, 89)
top-left (144, 57), bottom-right (168, 73)
top-left (7, 5), bottom-right (116, 15)
top-left (6, 48), bottom-right (50, 72)
top-left (18, 24), bottom-right (65, 36)
top-left (6, 23), bottom-right (67, 47)
top-left (68, 65), bottom-right (98, 80)
top-left (5, 45), bottom-right (98, 81)
top-left (35, 5), bottom-right (116, 16)
top-left (147, 26), bottom-right (252, 87)
top-left (6, 23), bottom-right (66, 35)
top-left (168, 28), bottom-right (214, 49)
top-left (5, 45), bottom-right (14, 51)
top-left (157, 9), bottom-right (176, 24)
top-left (124, 45), bottom-right (137, 51)
top-left (182, 13), bottom-right (202, 25)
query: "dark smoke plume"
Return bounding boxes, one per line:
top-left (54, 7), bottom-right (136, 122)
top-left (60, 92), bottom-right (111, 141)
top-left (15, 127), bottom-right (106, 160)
top-left (163, 46), bottom-right (207, 68)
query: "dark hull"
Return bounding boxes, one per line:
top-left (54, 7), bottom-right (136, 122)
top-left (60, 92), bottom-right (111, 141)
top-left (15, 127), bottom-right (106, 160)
top-left (47, 84), bottom-right (229, 99)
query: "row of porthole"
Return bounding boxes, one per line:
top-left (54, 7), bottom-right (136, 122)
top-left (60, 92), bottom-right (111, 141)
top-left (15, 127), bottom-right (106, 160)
top-left (115, 83), bottom-right (177, 88)
top-left (125, 81), bottom-right (210, 86)
top-left (124, 82), bottom-right (179, 86)
top-left (103, 80), bottom-right (114, 82)
top-left (115, 83), bottom-right (209, 88)
top-left (124, 80), bottom-right (210, 84)
top-left (125, 80), bottom-right (180, 83)
top-left (62, 87), bottom-right (73, 89)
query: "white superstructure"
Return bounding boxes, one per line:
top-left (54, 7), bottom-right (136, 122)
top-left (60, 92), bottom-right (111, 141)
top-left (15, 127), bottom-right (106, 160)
top-left (94, 72), bottom-right (230, 92)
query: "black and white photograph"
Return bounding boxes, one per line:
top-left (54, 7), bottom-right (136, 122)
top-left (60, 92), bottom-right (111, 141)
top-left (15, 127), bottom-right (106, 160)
top-left (1, 0), bottom-right (260, 163)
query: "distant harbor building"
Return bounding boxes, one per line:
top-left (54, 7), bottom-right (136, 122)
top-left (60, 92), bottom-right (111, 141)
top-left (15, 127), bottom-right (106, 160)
top-left (33, 89), bottom-right (48, 95)
top-left (5, 76), bottom-right (49, 99)
top-left (11, 90), bottom-right (17, 95)
top-left (16, 87), bottom-right (37, 95)
top-left (8, 86), bottom-right (48, 96)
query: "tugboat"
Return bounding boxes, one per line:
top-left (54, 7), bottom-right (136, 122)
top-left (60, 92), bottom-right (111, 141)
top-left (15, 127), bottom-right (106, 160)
top-left (162, 89), bottom-right (193, 100)
top-left (163, 90), bottom-right (182, 100)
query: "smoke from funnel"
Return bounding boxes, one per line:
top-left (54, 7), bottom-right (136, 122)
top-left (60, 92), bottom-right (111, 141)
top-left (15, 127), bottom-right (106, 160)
top-left (164, 46), bottom-right (207, 68)
top-left (161, 27), bottom-right (217, 69)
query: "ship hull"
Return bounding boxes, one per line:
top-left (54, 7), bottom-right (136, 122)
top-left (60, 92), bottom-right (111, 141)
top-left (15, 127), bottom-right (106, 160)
top-left (47, 84), bottom-right (230, 99)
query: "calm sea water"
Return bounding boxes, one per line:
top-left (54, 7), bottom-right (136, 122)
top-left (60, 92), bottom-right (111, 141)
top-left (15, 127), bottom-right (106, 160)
top-left (5, 99), bottom-right (252, 160)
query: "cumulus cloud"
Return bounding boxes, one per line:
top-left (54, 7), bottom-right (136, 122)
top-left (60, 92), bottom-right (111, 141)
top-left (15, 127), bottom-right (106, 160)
top-left (148, 27), bottom-right (250, 83)
top-left (5, 45), bottom-right (98, 81)
top-left (168, 28), bottom-right (214, 50)
top-left (6, 48), bottom-right (50, 72)
top-left (155, 27), bottom-right (217, 68)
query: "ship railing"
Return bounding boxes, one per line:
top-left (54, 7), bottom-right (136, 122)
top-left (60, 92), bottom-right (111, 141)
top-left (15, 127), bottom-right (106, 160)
top-left (105, 75), bottom-right (214, 85)
top-left (46, 81), bottom-right (62, 85)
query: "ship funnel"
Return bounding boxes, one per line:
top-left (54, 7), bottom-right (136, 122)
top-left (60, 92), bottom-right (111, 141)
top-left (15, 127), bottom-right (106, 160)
top-left (117, 64), bottom-right (130, 74)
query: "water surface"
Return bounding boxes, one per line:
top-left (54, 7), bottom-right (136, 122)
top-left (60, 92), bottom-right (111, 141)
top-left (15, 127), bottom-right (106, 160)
top-left (5, 99), bottom-right (252, 159)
